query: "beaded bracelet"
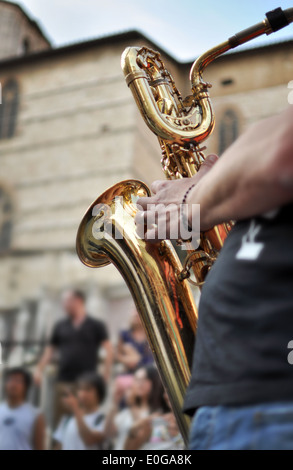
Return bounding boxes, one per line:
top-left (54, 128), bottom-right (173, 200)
top-left (182, 183), bottom-right (196, 205)
top-left (181, 183), bottom-right (196, 235)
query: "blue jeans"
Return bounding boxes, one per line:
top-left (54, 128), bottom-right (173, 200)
top-left (189, 402), bottom-right (293, 450)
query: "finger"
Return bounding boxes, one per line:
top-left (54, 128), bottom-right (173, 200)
top-left (144, 213), bottom-right (169, 242)
top-left (135, 209), bottom-right (158, 227)
top-left (198, 154), bottom-right (219, 175)
top-left (206, 153), bottom-right (219, 164)
top-left (145, 228), bottom-right (159, 243)
top-left (150, 180), bottom-right (166, 195)
top-left (137, 196), bottom-right (156, 209)
top-left (134, 210), bottom-right (146, 226)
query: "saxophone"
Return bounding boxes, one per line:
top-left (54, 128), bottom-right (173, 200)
top-left (76, 8), bottom-right (293, 444)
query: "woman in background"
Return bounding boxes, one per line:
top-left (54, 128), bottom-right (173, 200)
top-left (116, 311), bottom-right (154, 373)
top-left (114, 311), bottom-right (154, 408)
top-left (105, 365), bottom-right (166, 450)
top-left (123, 366), bottom-right (184, 450)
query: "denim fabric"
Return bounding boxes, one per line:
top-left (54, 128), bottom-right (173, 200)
top-left (189, 402), bottom-right (293, 450)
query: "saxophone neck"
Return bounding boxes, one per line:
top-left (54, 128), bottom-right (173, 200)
top-left (191, 7), bottom-right (293, 87)
top-left (122, 8), bottom-right (292, 155)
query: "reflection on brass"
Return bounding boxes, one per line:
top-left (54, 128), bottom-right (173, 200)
top-left (77, 9), bottom-right (293, 444)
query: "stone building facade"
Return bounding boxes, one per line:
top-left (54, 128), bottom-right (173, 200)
top-left (0, 2), bottom-right (292, 364)
top-left (0, 0), bottom-right (50, 60)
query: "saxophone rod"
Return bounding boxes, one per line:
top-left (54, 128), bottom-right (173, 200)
top-left (191, 7), bottom-right (293, 84)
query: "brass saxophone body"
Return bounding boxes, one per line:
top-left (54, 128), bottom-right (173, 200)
top-left (77, 8), bottom-right (293, 444)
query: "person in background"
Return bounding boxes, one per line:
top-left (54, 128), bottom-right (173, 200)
top-left (34, 289), bottom-right (113, 424)
top-left (123, 367), bottom-right (182, 450)
top-left (53, 373), bottom-right (107, 450)
top-left (116, 311), bottom-right (154, 373)
top-left (0, 368), bottom-right (45, 450)
top-left (106, 365), bottom-right (168, 450)
top-left (138, 391), bottom-right (184, 451)
top-left (105, 372), bottom-right (150, 450)
top-left (114, 311), bottom-right (154, 407)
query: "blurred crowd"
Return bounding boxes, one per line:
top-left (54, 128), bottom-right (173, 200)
top-left (0, 289), bottom-right (184, 450)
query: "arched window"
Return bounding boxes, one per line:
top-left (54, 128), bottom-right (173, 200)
top-left (0, 78), bottom-right (19, 140)
top-left (218, 109), bottom-right (239, 155)
top-left (0, 187), bottom-right (13, 254)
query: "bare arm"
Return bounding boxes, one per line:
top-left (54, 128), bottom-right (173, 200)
top-left (124, 417), bottom-right (152, 450)
top-left (101, 340), bottom-right (114, 383)
top-left (189, 106), bottom-right (293, 229)
top-left (116, 337), bottom-right (127, 364)
top-left (137, 106), bottom-right (293, 238)
top-left (116, 338), bottom-right (141, 370)
top-left (34, 346), bottom-right (54, 385)
top-left (63, 393), bottom-right (105, 447)
top-left (104, 404), bottom-right (119, 439)
top-left (52, 442), bottom-right (62, 451)
top-left (33, 413), bottom-right (46, 451)
top-left (74, 407), bottom-right (105, 447)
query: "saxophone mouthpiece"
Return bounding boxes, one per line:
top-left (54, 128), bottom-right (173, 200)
top-left (266, 7), bottom-right (293, 32)
top-left (226, 7), bottom-right (293, 49)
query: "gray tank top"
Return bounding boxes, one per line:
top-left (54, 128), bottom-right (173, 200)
top-left (0, 402), bottom-right (40, 450)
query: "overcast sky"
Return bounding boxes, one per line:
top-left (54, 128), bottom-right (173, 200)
top-left (13, 0), bottom-right (293, 61)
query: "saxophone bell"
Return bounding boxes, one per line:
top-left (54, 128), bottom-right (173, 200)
top-left (77, 180), bottom-right (197, 443)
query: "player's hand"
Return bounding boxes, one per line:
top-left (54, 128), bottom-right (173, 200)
top-left (136, 154), bottom-right (218, 241)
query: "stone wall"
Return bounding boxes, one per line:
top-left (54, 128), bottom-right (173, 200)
top-left (0, 1), bottom-right (50, 60)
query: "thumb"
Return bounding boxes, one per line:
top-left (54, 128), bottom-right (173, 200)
top-left (192, 154), bottom-right (219, 184)
top-left (198, 154), bottom-right (219, 176)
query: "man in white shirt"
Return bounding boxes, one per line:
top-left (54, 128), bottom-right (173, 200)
top-left (53, 373), bottom-right (107, 450)
top-left (0, 368), bottom-right (45, 450)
